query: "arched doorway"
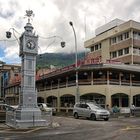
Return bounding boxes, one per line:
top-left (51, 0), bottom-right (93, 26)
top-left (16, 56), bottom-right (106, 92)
top-left (60, 94), bottom-right (75, 107)
top-left (37, 97), bottom-right (44, 103)
top-left (133, 94), bottom-right (140, 107)
top-left (80, 93), bottom-right (106, 108)
top-left (111, 93), bottom-right (129, 107)
top-left (47, 96), bottom-right (57, 107)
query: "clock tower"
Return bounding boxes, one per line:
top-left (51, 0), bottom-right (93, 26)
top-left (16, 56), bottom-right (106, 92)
top-left (14, 10), bottom-right (46, 128)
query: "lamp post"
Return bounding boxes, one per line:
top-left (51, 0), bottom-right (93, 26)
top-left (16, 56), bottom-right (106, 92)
top-left (69, 21), bottom-right (79, 103)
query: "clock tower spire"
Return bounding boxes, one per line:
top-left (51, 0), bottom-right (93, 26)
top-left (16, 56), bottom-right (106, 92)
top-left (19, 10), bottom-right (38, 56)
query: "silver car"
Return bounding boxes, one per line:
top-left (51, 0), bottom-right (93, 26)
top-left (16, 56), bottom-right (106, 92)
top-left (73, 102), bottom-right (110, 121)
top-left (38, 103), bottom-right (56, 115)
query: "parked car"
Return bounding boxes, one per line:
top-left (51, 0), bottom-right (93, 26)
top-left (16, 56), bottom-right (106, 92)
top-left (73, 102), bottom-right (110, 121)
top-left (38, 103), bottom-right (56, 115)
top-left (0, 104), bottom-right (18, 122)
top-left (0, 104), bottom-right (18, 111)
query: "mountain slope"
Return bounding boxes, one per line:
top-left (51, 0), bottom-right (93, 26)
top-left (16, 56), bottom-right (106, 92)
top-left (36, 52), bottom-right (86, 69)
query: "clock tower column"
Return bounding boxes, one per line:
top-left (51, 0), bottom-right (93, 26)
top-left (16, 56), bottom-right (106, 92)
top-left (14, 10), bottom-right (46, 128)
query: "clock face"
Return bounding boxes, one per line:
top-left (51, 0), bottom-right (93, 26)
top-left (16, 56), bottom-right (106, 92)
top-left (26, 40), bottom-right (35, 49)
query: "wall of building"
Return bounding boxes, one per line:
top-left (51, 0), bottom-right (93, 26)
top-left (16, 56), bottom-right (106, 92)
top-left (84, 20), bottom-right (133, 48)
top-left (38, 84), bottom-right (140, 110)
top-left (101, 39), bottom-right (110, 63)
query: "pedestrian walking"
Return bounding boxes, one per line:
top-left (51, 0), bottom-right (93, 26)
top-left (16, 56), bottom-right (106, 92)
top-left (130, 103), bottom-right (135, 116)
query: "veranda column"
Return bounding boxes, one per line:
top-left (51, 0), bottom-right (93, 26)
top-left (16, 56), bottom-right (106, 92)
top-left (107, 71), bottom-right (110, 85)
top-left (91, 71), bottom-right (93, 85)
top-left (105, 86), bottom-right (112, 107)
top-left (57, 79), bottom-right (60, 112)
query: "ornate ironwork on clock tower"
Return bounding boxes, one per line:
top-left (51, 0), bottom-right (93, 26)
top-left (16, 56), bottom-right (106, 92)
top-left (14, 10), bottom-right (46, 128)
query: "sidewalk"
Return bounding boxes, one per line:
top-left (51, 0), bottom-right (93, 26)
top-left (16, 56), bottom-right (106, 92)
top-left (0, 123), bottom-right (9, 129)
top-left (0, 120), bottom-right (60, 133)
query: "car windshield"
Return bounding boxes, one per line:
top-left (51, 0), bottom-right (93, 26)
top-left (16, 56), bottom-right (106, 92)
top-left (88, 103), bottom-right (103, 110)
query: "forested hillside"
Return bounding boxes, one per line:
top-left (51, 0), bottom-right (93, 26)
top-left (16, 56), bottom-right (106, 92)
top-left (36, 52), bottom-right (86, 69)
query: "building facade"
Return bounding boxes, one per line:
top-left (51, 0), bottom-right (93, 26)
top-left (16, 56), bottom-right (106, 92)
top-left (85, 19), bottom-right (140, 65)
top-left (0, 63), bottom-right (21, 104)
top-left (3, 19), bottom-right (140, 112)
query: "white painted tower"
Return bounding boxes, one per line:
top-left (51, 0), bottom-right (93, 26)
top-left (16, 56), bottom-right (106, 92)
top-left (14, 10), bottom-right (46, 128)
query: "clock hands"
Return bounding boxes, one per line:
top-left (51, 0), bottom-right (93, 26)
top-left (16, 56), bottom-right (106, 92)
top-left (26, 40), bottom-right (35, 49)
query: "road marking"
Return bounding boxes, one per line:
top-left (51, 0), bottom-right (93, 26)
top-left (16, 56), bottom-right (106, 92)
top-left (121, 125), bottom-right (140, 131)
top-left (0, 127), bottom-right (48, 134)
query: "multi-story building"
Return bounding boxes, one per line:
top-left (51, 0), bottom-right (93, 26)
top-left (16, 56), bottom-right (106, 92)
top-left (85, 18), bottom-right (140, 65)
top-left (4, 19), bottom-right (140, 113)
top-left (0, 63), bottom-right (21, 104)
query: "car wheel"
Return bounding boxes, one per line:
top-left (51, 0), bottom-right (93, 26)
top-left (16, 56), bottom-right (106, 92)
top-left (74, 113), bottom-right (79, 119)
top-left (90, 113), bottom-right (96, 121)
top-left (104, 118), bottom-right (109, 121)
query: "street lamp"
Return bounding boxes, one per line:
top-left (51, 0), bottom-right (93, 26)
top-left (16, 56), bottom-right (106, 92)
top-left (6, 29), bottom-right (66, 48)
top-left (39, 35), bottom-right (65, 48)
top-left (69, 21), bottom-right (79, 103)
top-left (6, 28), bottom-right (21, 44)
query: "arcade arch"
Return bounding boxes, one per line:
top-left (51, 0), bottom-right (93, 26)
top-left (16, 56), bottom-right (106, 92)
top-left (46, 96), bottom-right (57, 107)
top-left (133, 94), bottom-right (140, 107)
top-left (111, 93), bottom-right (129, 107)
top-left (60, 94), bottom-right (75, 107)
top-left (37, 97), bottom-right (44, 103)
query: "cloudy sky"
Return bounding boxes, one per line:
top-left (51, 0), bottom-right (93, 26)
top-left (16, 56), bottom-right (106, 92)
top-left (0, 0), bottom-right (140, 64)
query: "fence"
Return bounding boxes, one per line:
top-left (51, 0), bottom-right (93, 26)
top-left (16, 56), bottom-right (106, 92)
top-left (6, 110), bottom-right (16, 127)
top-left (6, 110), bottom-right (53, 128)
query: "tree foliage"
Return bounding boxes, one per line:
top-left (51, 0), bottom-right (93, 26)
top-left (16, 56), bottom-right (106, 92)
top-left (36, 52), bottom-right (85, 69)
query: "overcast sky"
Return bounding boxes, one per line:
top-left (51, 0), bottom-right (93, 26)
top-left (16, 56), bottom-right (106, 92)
top-left (0, 0), bottom-right (140, 64)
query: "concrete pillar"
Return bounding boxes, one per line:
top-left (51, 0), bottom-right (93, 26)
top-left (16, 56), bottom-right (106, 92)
top-left (58, 79), bottom-right (60, 89)
top-left (51, 81), bottom-right (53, 90)
top-left (91, 71), bottom-right (93, 85)
top-left (129, 88), bottom-right (133, 106)
top-left (44, 95), bottom-right (47, 103)
top-left (119, 72), bottom-right (123, 85)
top-left (66, 77), bottom-right (68, 87)
top-left (107, 71), bottom-right (109, 85)
top-left (57, 94), bottom-right (60, 112)
top-left (130, 74), bottom-right (132, 86)
top-left (105, 86), bottom-right (111, 107)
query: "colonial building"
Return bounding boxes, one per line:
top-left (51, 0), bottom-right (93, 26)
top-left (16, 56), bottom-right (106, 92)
top-left (0, 63), bottom-right (21, 104)
top-left (3, 19), bottom-right (140, 112)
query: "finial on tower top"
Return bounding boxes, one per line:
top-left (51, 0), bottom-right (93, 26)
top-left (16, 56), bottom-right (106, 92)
top-left (25, 10), bottom-right (34, 23)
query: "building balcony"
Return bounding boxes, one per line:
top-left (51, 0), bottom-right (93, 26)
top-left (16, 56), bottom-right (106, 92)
top-left (37, 78), bottom-right (140, 92)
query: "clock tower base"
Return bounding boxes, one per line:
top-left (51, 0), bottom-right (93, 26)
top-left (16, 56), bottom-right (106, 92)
top-left (6, 108), bottom-right (48, 128)
top-left (13, 108), bottom-right (47, 128)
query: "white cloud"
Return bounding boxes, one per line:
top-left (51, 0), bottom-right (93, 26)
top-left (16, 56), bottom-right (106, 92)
top-left (0, 0), bottom-right (140, 64)
top-left (3, 44), bottom-right (20, 63)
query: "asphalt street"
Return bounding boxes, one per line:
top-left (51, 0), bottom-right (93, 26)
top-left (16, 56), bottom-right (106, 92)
top-left (0, 116), bottom-right (140, 140)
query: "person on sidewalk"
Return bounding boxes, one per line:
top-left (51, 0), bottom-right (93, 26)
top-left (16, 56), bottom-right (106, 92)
top-left (130, 103), bottom-right (135, 116)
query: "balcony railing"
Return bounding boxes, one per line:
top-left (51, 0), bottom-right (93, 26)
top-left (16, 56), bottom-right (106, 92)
top-left (37, 78), bottom-right (140, 92)
top-left (93, 79), bottom-right (107, 85)
top-left (132, 81), bottom-right (140, 86)
top-left (109, 79), bottom-right (119, 85)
